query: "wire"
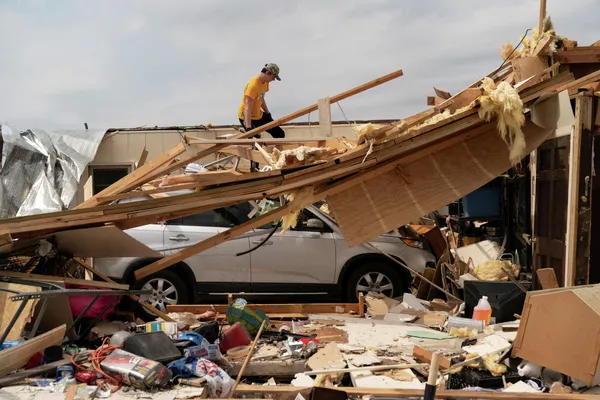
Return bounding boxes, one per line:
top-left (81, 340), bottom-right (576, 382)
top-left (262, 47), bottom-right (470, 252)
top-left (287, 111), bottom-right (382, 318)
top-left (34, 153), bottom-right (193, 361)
top-left (335, 102), bottom-right (353, 125)
top-left (235, 220), bottom-right (282, 256)
top-left (71, 337), bottom-right (122, 392)
top-left (492, 28), bottom-right (532, 78)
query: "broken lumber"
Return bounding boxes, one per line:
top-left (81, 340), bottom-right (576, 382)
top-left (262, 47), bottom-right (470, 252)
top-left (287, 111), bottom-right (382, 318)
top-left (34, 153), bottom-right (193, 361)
top-left (76, 142), bottom-right (187, 209)
top-left (94, 69), bottom-right (405, 199)
top-left (0, 324), bottom-right (66, 378)
top-left (0, 270), bottom-right (128, 290)
top-left (134, 190), bottom-right (317, 280)
top-left (167, 302), bottom-right (361, 315)
top-left (234, 384), bottom-right (600, 399)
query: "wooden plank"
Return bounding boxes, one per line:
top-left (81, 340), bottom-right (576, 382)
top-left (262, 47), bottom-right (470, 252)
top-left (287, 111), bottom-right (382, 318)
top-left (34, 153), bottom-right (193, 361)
top-left (553, 69), bottom-right (600, 94)
top-left (536, 268), bottom-right (559, 289)
top-left (226, 360), bottom-right (306, 377)
top-left (254, 143), bottom-right (276, 167)
top-left (555, 50), bottom-right (600, 64)
top-left (413, 345), bottom-right (452, 369)
top-left (416, 268), bottom-right (435, 300)
top-left (520, 72), bottom-right (575, 103)
top-left (0, 324), bottom-right (66, 378)
top-left (76, 142), bottom-right (187, 209)
top-left (0, 270), bottom-right (128, 290)
top-left (134, 191), bottom-right (317, 280)
top-left (73, 258), bottom-right (174, 322)
top-left (318, 97), bottom-right (332, 136)
top-left (148, 170), bottom-right (244, 187)
top-left (443, 88), bottom-right (481, 113)
top-left (596, 98), bottom-right (600, 128)
top-left (538, 0), bottom-right (546, 39)
top-left (110, 69), bottom-right (405, 193)
top-left (186, 137), bottom-right (340, 145)
top-left (0, 283), bottom-right (40, 341)
top-left (234, 384), bottom-right (600, 399)
top-left (0, 358), bottom-right (71, 387)
top-left (168, 303), bottom-right (359, 314)
top-left (565, 94), bottom-right (593, 286)
top-left (137, 146), bottom-right (149, 168)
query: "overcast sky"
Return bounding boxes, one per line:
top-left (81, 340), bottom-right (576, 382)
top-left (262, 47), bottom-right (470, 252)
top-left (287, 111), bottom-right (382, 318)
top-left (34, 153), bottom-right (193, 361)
top-left (1, 0), bottom-right (599, 130)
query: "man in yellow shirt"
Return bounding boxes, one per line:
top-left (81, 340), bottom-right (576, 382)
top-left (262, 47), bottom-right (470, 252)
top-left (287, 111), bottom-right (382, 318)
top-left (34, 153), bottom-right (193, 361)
top-left (238, 63), bottom-right (285, 139)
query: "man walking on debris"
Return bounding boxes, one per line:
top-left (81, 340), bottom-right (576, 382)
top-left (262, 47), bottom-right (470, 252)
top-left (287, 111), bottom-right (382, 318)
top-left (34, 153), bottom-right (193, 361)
top-left (238, 63), bottom-right (285, 139)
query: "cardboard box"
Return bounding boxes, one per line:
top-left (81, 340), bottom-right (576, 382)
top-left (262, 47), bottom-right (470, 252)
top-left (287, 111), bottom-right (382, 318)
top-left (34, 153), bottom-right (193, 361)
top-left (512, 284), bottom-right (600, 385)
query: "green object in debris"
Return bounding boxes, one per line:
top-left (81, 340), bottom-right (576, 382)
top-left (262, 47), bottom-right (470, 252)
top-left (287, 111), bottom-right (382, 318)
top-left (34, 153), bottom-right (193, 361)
top-left (226, 298), bottom-right (269, 336)
top-left (406, 330), bottom-right (454, 340)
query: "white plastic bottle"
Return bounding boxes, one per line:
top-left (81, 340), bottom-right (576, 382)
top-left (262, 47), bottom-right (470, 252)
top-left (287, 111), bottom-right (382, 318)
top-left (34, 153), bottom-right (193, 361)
top-left (472, 295), bottom-right (492, 326)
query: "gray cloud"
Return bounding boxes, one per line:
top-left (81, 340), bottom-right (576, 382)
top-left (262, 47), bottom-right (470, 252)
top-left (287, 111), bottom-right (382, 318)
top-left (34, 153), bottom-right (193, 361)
top-left (1, 0), bottom-right (599, 130)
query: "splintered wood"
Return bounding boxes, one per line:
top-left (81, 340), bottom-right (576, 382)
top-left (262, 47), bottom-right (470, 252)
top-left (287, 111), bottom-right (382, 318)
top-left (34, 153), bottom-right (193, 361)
top-left (0, 37), bottom-right (597, 282)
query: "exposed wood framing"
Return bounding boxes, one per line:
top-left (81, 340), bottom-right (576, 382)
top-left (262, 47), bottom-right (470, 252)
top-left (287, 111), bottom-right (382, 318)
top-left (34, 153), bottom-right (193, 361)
top-left (76, 142), bottom-right (187, 209)
top-left (565, 93), bottom-right (594, 286)
top-left (91, 69), bottom-right (405, 202)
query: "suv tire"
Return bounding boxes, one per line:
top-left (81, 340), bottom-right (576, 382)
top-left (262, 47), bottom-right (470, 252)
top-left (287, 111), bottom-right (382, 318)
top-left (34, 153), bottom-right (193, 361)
top-left (132, 269), bottom-right (191, 321)
top-left (345, 261), bottom-right (406, 302)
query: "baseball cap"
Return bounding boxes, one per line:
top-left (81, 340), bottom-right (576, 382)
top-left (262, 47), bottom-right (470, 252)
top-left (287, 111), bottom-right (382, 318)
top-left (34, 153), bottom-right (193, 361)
top-left (264, 63), bottom-right (281, 81)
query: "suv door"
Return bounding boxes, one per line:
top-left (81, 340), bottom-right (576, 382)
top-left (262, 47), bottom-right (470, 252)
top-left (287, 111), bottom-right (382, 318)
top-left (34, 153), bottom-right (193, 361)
top-left (162, 209), bottom-right (251, 283)
top-left (249, 207), bottom-right (336, 284)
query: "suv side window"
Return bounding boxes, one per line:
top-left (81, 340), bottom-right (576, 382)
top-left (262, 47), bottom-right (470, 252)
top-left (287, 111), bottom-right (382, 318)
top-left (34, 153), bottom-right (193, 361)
top-left (172, 210), bottom-right (234, 228)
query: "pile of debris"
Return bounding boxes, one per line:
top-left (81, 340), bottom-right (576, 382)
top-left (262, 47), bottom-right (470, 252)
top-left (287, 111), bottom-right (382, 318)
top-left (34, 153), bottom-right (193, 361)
top-left (0, 13), bottom-right (600, 400)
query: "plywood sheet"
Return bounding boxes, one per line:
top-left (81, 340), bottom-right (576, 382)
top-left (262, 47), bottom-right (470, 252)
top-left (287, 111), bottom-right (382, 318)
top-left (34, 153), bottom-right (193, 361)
top-left (0, 283), bottom-right (40, 341)
top-left (328, 121), bottom-right (554, 246)
top-left (0, 226), bottom-right (160, 258)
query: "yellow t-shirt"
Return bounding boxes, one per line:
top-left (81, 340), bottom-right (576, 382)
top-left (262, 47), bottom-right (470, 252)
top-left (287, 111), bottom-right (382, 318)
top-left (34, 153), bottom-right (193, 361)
top-left (237, 76), bottom-right (269, 120)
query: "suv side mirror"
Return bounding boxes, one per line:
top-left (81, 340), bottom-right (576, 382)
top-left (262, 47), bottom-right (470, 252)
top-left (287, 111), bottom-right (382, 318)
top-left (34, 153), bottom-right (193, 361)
top-left (306, 218), bottom-right (325, 231)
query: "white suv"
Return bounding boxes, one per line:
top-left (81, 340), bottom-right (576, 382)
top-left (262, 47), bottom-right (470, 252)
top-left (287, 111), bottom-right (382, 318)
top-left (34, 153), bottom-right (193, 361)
top-left (93, 201), bottom-right (436, 318)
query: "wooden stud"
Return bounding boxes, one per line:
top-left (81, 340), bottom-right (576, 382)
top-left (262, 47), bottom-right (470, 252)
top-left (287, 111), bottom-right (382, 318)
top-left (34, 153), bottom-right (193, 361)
top-left (538, 0), bottom-right (546, 37)
top-left (230, 320), bottom-right (266, 396)
top-left (254, 143), bottom-right (276, 167)
top-left (0, 324), bottom-right (66, 378)
top-left (0, 270), bottom-right (128, 290)
top-left (318, 97), bottom-right (332, 137)
top-left (358, 292), bottom-right (365, 317)
top-left (565, 93), bottom-right (594, 286)
top-left (168, 302), bottom-right (361, 315)
top-left (105, 69), bottom-right (405, 193)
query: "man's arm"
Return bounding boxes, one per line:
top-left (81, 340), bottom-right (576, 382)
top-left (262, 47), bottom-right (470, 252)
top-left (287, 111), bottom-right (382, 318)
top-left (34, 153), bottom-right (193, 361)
top-left (244, 96), bottom-right (253, 129)
top-left (261, 98), bottom-right (270, 114)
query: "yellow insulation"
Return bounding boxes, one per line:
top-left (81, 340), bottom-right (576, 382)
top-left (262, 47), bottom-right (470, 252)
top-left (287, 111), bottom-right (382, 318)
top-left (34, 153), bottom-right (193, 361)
top-left (500, 17), bottom-right (558, 59)
top-left (280, 186), bottom-right (315, 235)
top-left (271, 146), bottom-right (331, 169)
top-left (478, 77), bottom-right (525, 164)
top-left (353, 123), bottom-right (383, 139)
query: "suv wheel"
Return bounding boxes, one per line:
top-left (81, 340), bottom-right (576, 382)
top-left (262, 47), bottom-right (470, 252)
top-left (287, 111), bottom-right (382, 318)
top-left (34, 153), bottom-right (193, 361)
top-left (132, 269), bottom-right (190, 320)
top-left (345, 261), bottom-right (405, 302)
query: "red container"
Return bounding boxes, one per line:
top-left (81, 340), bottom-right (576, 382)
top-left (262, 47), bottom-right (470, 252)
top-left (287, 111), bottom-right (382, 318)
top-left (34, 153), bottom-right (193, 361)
top-left (219, 322), bottom-right (251, 353)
